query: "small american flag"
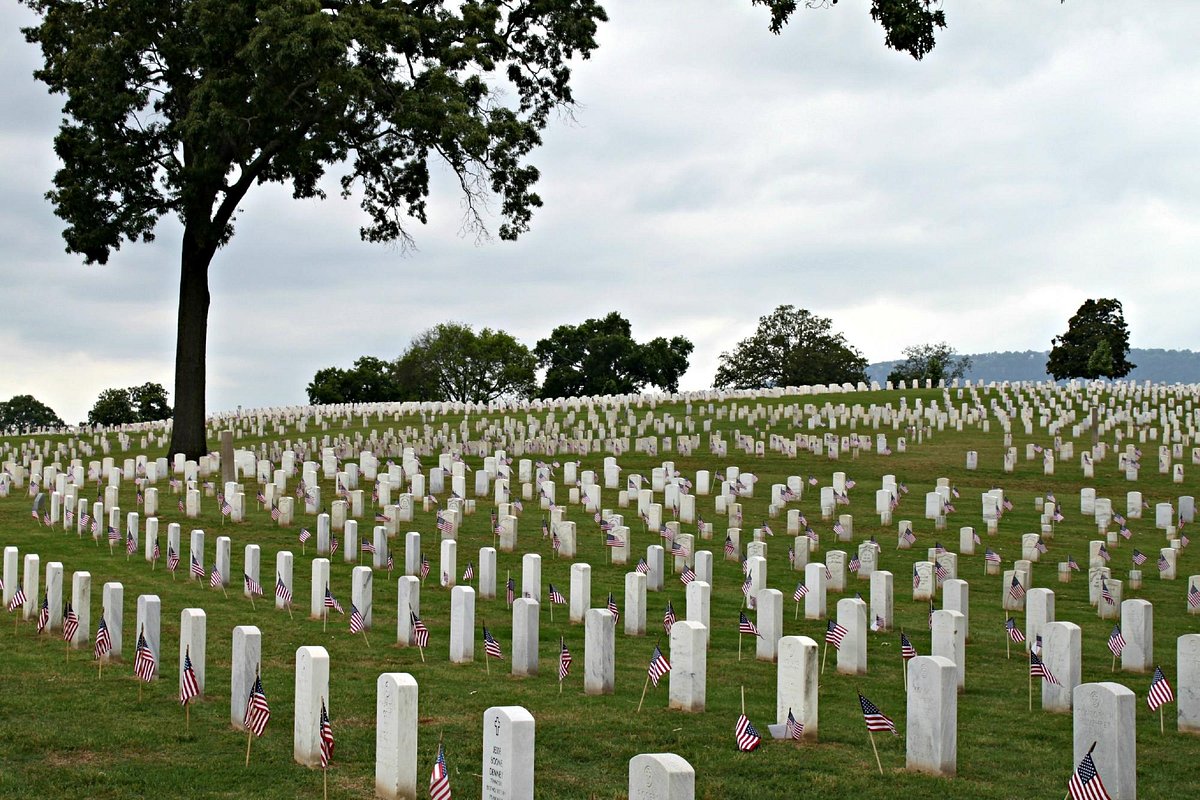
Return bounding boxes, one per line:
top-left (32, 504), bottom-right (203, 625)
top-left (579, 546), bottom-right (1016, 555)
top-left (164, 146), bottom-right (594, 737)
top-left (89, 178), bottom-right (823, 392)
top-left (319, 699), bottom-right (335, 768)
top-left (1107, 625), bottom-right (1125, 657)
top-left (180, 648), bottom-right (200, 705)
top-left (420, 556), bottom-right (430, 580)
top-left (1148, 666), bottom-right (1174, 711)
top-left (648, 644), bottom-right (671, 687)
top-left (900, 631), bottom-right (917, 660)
top-left (1158, 553), bottom-right (1170, 573)
top-left (179, 500), bottom-right (186, 513)
top-left (349, 604), bottom-right (366, 634)
top-left (209, 567), bottom-right (223, 589)
top-left (1189, 583), bottom-right (1200, 610)
top-left (1097, 544), bottom-right (1111, 562)
top-left (436, 513), bottom-right (452, 534)
top-left (934, 561), bottom-right (950, 582)
top-left (551, 530), bottom-right (561, 551)
top-left (244, 673), bottom-right (271, 736)
top-left (761, 522), bottom-right (773, 537)
top-left (275, 575), bottom-right (292, 605)
top-left (1006, 618), bottom-right (1026, 643)
top-left (985, 548), bottom-right (1002, 565)
top-left (849, 555), bottom-right (861, 573)
top-left (1030, 651), bottom-right (1061, 685)
top-left (299, 528), bottom-right (312, 544)
top-left (270, 506), bottom-right (281, 521)
top-left (1131, 549), bottom-right (1147, 566)
top-left (190, 555), bottom-right (205, 580)
top-left (825, 619), bottom-right (847, 649)
top-left (858, 693), bottom-right (897, 734)
top-left (375, 512), bottom-right (390, 524)
top-left (912, 565), bottom-right (921, 590)
top-left (167, 547), bottom-right (180, 572)
top-left (635, 558), bottom-right (649, 575)
top-left (1100, 580), bottom-right (1114, 606)
top-left (1008, 575), bottom-right (1026, 601)
top-left (482, 625), bottom-right (504, 659)
top-left (387, 552), bottom-right (394, 572)
top-left (793, 582), bottom-right (808, 602)
top-left (1036, 539), bottom-right (1048, 554)
top-left (1119, 526), bottom-right (1132, 540)
top-left (604, 532), bottom-right (622, 548)
top-left (362, 539), bottom-right (377, 554)
top-left (832, 521), bottom-right (845, 537)
top-left (738, 611), bottom-right (759, 637)
top-left (1067, 748), bottom-right (1111, 800)
top-left (548, 583), bottom-right (566, 604)
top-left (6, 587), bottom-right (27, 613)
top-left (558, 637), bottom-right (572, 681)
top-left (506, 577), bottom-right (515, 605)
top-left (108, 525), bottom-right (120, 543)
top-left (607, 592), bottom-right (619, 622)
top-left (429, 742), bottom-right (451, 800)
top-left (133, 630), bottom-right (156, 682)
top-left (734, 714), bottom-right (762, 751)
top-left (663, 601), bottom-right (676, 634)
top-left (36, 595), bottom-right (49, 633)
top-left (93, 613), bottom-right (112, 659)
top-left (324, 586), bottom-right (344, 614)
top-left (785, 708), bottom-right (804, 740)
top-left (410, 611), bottom-right (429, 648)
top-left (126, 533), bottom-right (137, 555)
top-left (680, 566), bottom-right (696, 585)
top-left (1067, 555), bottom-right (1079, 571)
top-left (220, 498), bottom-right (232, 516)
top-left (62, 604), bottom-right (79, 642)
top-left (152, 540), bottom-right (160, 561)
top-left (330, 537), bottom-right (340, 557)
top-left (462, 562), bottom-right (475, 582)
top-left (244, 574), bottom-right (264, 597)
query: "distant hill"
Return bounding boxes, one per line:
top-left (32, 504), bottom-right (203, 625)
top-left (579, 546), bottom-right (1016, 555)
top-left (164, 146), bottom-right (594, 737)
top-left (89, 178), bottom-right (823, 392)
top-left (866, 349), bottom-right (1200, 385)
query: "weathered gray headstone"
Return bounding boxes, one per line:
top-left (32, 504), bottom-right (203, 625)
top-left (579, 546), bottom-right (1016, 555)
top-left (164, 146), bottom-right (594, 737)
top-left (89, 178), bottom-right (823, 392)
top-left (628, 753), bottom-right (694, 800)
top-left (906, 655), bottom-right (957, 776)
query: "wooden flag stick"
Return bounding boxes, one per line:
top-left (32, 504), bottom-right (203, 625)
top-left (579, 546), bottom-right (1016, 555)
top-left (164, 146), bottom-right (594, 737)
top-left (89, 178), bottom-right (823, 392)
top-left (361, 630), bottom-right (371, 649)
top-left (98, 655), bottom-right (103, 679)
top-left (738, 631), bottom-right (743, 662)
top-left (1028, 663), bottom-right (1033, 711)
top-left (186, 702), bottom-right (190, 735)
top-left (740, 685), bottom-right (746, 716)
top-left (249, 592), bottom-right (255, 611)
top-left (868, 731), bottom-right (884, 775)
top-left (1160, 706), bottom-right (1165, 735)
top-left (245, 731), bottom-right (253, 767)
top-left (418, 642), bottom-right (425, 663)
top-left (636, 672), bottom-right (651, 713)
top-left (1111, 652), bottom-right (1116, 673)
top-left (323, 606), bottom-right (327, 633)
top-left (221, 584), bottom-right (229, 600)
top-left (323, 763), bottom-right (328, 800)
top-left (286, 600), bottom-right (294, 621)
top-left (821, 641), bottom-right (829, 674)
top-left (1006, 628), bottom-right (1011, 660)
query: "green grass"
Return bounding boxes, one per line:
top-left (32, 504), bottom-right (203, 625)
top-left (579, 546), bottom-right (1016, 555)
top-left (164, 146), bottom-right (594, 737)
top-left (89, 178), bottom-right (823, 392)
top-left (0, 386), bottom-right (1197, 798)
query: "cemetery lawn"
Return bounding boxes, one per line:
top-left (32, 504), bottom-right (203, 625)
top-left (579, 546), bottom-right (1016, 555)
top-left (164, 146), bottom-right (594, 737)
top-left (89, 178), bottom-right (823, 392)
top-left (1, 386), bottom-right (1198, 799)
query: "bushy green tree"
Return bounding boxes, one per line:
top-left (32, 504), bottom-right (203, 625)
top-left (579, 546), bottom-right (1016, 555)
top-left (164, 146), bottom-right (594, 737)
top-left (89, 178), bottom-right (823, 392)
top-left (886, 342), bottom-right (972, 385)
top-left (129, 382), bottom-right (172, 421)
top-left (406, 324), bottom-right (537, 403)
top-left (0, 395), bottom-right (64, 432)
top-left (306, 357), bottom-right (402, 405)
top-left (536, 312), bottom-right (693, 398)
top-left (88, 388), bottom-right (138, 426)
top-left (714, 305), bottom-right (868, 389)
top-left (1046, 298), bottom-right (1135, 380)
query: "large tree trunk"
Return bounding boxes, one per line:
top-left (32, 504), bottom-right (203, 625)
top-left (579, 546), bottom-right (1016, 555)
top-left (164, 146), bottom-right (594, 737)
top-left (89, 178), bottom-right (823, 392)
top-left (167, 231), bottom-right (213, 461)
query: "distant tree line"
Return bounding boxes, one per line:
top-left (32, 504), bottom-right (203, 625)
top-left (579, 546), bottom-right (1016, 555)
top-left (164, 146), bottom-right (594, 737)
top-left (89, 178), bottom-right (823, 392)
top-left (308, 313), bottom-right (693, 404)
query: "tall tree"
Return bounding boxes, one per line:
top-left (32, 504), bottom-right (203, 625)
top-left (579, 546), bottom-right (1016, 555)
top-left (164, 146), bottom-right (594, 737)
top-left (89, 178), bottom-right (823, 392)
top-left (22, 1), bottom-right (953, 458)
top-left (306, 356), bottom-right (401, 405)
top-left (88, 388), bottom-right (138, 426)
top-left (0, 395), bottom-right (64, 432)
top-left (405, 323), bottom-right (537, 403)
top-left (886, 342), bottom-right (972, 386)
top-left (536, 312), bottom-right (693, 398)
top-left (129, 382), bottom-right (172, 421)
top-left (1046, 298), bottom-right (1135, 380)
top-left (714, 305), bottom-right (868, 389)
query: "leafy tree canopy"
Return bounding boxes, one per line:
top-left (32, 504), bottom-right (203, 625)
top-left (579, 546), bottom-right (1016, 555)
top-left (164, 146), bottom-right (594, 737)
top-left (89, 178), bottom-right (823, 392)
top-left (1046, 298), bottom-right (1135, 380)
top-left (406, 323), bottom-right (537, 403)
top-left (306, 356), bottom-right (404, 405)
top-left (886, 341), bottom-right (972, 386)
top-left (535, 312), bottom-right (693, 398)
top-left (713, 305), bottom-right (868, 389)
top-left (87, 383), bottom-right (172, 425)
top-left (0, 395), bottom-right (65, 432)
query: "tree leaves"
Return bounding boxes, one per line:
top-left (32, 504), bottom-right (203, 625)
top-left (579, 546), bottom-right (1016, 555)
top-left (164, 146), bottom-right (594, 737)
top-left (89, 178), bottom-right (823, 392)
top-left (713, 305), bottom-right (868, 390)
top-left (1046, 298), bottom-right (1135, 380)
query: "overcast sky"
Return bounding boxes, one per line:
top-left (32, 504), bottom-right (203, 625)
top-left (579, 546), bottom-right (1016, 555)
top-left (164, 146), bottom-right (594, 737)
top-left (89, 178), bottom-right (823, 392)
top-left (2, 2), bottom-right (1198, 423)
